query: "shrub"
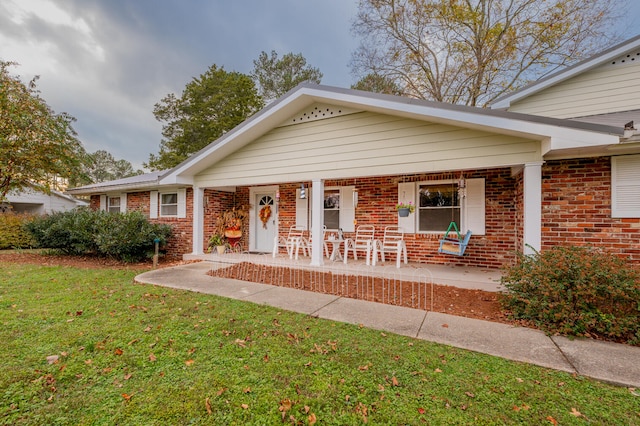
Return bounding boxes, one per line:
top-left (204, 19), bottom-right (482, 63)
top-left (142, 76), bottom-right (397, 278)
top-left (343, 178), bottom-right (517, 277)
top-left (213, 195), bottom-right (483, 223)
top-left (500, 246), bottom-right (640, 345)
top-left (25, 208), bottom-right (173, 262)
top-left (0, 212), bottom-right (37, 249)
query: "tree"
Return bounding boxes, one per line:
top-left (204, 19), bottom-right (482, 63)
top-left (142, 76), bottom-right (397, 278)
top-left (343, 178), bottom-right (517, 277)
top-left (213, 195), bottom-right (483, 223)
top-left (351, 73), bottom-right (404, 96)
top-left (146, 65), bottom-right (263, 171)
top-left (350, 0), bottom-right (624, 106)
top-left (251, 51), bottom-right (323, 103)
top-left (70, 150), bottom-right (142, 186)
top-left (0, 61), bottom-right (86, 200)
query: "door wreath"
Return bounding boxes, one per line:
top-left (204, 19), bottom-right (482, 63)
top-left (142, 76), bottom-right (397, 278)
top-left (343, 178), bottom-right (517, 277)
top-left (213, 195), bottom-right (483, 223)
top-left (259, 205), bottom-right (271, 229)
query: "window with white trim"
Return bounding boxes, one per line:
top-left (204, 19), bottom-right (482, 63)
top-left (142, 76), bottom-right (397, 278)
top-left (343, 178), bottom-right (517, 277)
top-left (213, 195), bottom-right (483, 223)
top-left (324, 189), bottom-right (340, 229)
top-left (160, 192), bottom-right (178, 217)
top-left (418, 182), bottom-right (460, 232)
top-left (107, 196), bottom-right (121, 214)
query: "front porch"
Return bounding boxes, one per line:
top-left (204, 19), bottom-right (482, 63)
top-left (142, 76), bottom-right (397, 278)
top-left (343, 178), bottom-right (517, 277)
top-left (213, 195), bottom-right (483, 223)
top-left (183, 251), bottom-right (503, 293)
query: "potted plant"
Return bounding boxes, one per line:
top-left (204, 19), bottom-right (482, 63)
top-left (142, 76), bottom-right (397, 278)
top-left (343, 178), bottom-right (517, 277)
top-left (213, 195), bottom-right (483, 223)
top-left (208, 234), bottom-right (227, 255)
top-left (396, 202), bottom-right (415, 217)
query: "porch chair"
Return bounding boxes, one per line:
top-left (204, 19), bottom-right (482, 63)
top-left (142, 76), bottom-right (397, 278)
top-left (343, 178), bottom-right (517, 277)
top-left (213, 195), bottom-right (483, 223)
top-left (343, 225), bottom-right (375, 265)
top-left (298, 226), bottom-right (331, 259)
top-left (272, 225), bottom-right (308, 259)
top-left (372, 226), bottom-right (408, 268)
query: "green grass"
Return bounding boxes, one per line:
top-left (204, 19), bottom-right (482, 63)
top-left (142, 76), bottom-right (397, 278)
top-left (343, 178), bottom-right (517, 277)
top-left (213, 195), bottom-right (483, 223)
top-left (0, 262), bottom-right (638, 425)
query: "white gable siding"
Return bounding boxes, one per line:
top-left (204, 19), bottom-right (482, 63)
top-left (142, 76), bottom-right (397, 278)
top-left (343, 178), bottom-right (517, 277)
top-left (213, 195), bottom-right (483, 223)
top-left (508, 56), bottom-right (640, 118)
top-left (194, 111), bottom-right (540, 188)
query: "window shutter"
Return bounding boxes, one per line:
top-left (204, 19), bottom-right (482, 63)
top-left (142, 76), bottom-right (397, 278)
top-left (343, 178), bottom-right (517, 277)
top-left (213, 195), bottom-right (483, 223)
top-left (177, 188), bottom-right (187, 218)
top-left (463, 178), bottom-right (485, 235)
top-left (295, 188), bottom-right (310, 229)
top-left (612, 155), bottom-right (640, 218)
top-left (99, 195), bottom-right (107, 211)
top-left (150, 191), bottom-right (158, 219)
top-left (397, 182), bottom-right (416, 233)
top-left (119, 193), bottom-right (127, 213)
top-left (339, 186), bottom-right (355, 232)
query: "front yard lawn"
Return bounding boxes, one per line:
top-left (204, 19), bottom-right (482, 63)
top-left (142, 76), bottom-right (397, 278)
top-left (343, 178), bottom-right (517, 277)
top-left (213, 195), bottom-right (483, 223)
top-left (1, 260), bottom-right (638, 425)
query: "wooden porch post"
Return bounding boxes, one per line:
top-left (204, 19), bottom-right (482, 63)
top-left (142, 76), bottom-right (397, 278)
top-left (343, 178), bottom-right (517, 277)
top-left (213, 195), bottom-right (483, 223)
top-left (309, 178), bottom-right (325, 266)
top-left (191, 186), bottom-right (205, 255)
top-left (523, 162), bottom-right (543, 255)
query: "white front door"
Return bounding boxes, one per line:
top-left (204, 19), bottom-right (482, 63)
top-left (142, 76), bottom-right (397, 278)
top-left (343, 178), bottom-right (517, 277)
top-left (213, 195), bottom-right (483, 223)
top-left (254, 193), bottom-right (277, 252)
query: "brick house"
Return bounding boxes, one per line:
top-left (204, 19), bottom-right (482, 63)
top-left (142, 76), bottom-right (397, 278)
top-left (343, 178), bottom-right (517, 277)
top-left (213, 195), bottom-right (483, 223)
top-left (68, 36), bottom-right (640, 268)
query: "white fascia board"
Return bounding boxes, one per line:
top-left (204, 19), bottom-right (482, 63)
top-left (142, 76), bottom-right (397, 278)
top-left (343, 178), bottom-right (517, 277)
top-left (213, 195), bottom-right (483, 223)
top-left (492, 36), bottom-right (640, 110)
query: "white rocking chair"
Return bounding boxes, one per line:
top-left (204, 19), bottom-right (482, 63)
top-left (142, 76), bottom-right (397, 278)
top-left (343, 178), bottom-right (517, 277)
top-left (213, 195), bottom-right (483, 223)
top-left (373, 226), bottom-right (407, 268)
top-left (343, 225), bottom-right (375, 265)
top-left (273, 225), bottom-right (308, 259)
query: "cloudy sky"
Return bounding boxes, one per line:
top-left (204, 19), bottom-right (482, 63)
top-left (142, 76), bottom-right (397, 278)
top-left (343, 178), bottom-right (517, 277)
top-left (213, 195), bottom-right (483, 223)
top-left (0, 0), bottom-right (359, 170)
top-left (2, 1), bottom-right (639, 172)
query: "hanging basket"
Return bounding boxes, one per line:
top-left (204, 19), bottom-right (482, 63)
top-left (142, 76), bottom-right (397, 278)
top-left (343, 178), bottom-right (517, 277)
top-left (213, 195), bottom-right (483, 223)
top-left (397, 208), bottom-right (410, 217)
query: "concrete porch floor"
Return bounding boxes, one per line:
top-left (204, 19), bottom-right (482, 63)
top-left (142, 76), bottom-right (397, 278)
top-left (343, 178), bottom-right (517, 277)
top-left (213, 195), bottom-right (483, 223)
top-left (183, 252), bottom-right (504, 292)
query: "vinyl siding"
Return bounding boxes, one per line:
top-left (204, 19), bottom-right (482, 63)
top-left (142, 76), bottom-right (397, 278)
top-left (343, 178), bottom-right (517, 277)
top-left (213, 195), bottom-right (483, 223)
top-left (508, 57), bottom-right (640, 118)
top-left (194, 110), bottom-right (541, 187)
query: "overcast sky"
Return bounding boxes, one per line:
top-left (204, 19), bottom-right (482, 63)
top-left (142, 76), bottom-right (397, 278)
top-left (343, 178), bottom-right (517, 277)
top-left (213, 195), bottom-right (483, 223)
top-left (2, 1), bottom-right (639, 172)
top-left (0, 0), bottom-right (359, 170)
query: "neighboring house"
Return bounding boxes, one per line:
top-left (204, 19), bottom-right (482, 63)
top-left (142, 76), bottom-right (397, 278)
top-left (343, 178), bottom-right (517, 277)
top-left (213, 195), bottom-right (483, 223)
top-left (2, 187), bottom-right (88, 214)
top-left (68, 36), bottom-right (640, 268)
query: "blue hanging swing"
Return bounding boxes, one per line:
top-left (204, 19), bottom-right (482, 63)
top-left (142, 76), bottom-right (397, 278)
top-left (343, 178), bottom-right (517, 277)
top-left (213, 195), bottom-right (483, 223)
top-left (438, 221), bottom-right (472, 256)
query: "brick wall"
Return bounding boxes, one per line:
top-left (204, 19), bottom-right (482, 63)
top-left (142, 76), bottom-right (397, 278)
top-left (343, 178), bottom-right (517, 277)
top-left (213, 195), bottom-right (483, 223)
top-left (202, 189), bottom-right (250, 252)
top-left (542, 157), bottom-right (640, 262)
top-left (89, 190), bottom-right (193, 258)
top-left (272, 169), bottom-right (519, 268)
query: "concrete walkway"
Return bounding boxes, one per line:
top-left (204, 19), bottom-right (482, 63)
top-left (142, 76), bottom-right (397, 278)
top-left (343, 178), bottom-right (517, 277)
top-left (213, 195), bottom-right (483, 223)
top-left (135, 261), bottom-right (640, 388)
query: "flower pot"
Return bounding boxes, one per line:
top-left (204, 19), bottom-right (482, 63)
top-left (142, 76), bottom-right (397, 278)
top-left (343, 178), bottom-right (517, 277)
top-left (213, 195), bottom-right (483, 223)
top-left (224, 229), bottom-right (242, 239)
top-left (398, 208), bottom-right (410, 217)
top-left (216, 245), bottom-right (226, 255)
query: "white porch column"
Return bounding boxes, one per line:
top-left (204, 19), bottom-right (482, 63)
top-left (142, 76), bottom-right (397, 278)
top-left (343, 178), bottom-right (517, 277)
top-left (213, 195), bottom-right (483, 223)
top-left (523, 162), bottom-right (544, 255)
top-left (191, 186), bottom-right (205, 255)
top-left (309, 179), bottom-right (325, 266)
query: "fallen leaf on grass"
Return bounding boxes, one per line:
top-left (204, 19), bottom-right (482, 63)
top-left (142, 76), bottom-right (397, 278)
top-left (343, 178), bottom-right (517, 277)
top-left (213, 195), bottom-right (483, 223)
top-left (216, 388), bottom-right (227, 396)
top-left (465, 392), bottom-right (475, 398)
top-left (123, 373), bottom-right (132, 380)
top-left (243, 387), bottom-right (251, 393)
top-left (391, 377), bottom-right (399, 387)
top-left (570, 408), bottom-right (583, 417)
top-left (308, 412), bottom-right (317, 425)
top-left (205, 397), bottom-right (212, 414)
top-left (546, 416), bottom-right (558, 425)
top-left (185, 359), bottom-right (195, 366)
top-left (122, 393), bottom-right (132, 401)
top-left (46, 355), bottom-right (59, 364)
top-left (418, 407), bottom-right (426, 414)
top-left (149, 353), bottom-right (156, 362)
top-left (143, 326), bottom-right (152, 332)
top-left (114, 348), bottom-right (123, 356)
top-left (279, 398), bottom-right (293, 420)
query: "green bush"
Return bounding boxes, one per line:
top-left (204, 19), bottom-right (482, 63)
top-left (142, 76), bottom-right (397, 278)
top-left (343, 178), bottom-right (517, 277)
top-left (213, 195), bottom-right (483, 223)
top-left (500, 246), bottom-right (640, 345)
top-left (0, 212), bottom-right (37, 249)
top-left (25, 208), bottom-right (173, 262)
